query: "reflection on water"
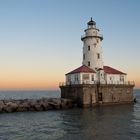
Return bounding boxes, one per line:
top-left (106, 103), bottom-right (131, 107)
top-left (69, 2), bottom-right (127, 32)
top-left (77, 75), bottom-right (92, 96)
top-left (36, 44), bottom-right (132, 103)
top-left (0, 90), bottom-right (139, 140)
top-left (60, 105), bottom-right (136, 140)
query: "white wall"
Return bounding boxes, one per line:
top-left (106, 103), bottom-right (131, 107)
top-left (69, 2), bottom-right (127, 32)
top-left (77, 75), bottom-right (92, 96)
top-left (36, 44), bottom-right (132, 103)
top-left (66, 73), bottom-right (81, 84)
top-left (66, 72), bottom-right (127, 85)
top-left (105, 74), bottom-right (127, 84)
top-left (96, 70), bottom-right (106, 84)
top-left (66, 72), bottom-right (97, 85)
top-left (82, 26), bottom-right (104, 70)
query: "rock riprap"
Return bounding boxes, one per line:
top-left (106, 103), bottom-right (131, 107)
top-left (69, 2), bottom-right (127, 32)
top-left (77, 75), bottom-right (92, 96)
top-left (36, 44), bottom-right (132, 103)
top-left (0, 98), bottom-right (75, 113)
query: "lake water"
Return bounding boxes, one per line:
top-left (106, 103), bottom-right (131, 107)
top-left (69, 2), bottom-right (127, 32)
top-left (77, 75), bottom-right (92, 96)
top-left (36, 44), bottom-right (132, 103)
top-left (0, 90), bottom-right (140, 140)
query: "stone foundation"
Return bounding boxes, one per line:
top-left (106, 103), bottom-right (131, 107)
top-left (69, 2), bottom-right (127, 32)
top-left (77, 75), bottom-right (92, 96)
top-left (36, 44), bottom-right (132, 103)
top-left (60, 84), bottom-right (135, 107)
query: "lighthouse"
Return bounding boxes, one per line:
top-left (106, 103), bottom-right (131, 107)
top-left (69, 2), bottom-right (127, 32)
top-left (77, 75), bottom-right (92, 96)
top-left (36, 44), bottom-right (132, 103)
top-left (59, 18), bottom-right (135, 107)
top-left (81, 18), bottom-right (103, 71)
top-left (81, 18), bottom-right (105, 84)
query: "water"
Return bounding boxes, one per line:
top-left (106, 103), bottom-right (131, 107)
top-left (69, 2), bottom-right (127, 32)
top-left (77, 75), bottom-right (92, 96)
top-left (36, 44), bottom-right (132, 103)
top-left (0, 90), bottom-right (140, 140)
top-left (0, 90), bottom-right (60, 100)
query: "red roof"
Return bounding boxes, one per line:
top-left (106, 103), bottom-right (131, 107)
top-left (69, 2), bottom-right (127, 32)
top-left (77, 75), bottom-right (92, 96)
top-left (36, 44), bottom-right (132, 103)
top-left (66, 65), bottom-right (96, 75)
top-left (104, 66), bottom-right (126, 75)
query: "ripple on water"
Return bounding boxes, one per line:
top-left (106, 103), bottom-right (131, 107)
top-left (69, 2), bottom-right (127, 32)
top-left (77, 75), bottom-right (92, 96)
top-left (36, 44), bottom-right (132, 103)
top-left (0, 90), bottom-right (139, 140)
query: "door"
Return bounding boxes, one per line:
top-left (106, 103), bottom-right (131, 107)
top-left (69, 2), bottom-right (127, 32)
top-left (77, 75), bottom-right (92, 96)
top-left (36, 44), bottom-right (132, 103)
top-left (98, 92), bottom-right (102, 101)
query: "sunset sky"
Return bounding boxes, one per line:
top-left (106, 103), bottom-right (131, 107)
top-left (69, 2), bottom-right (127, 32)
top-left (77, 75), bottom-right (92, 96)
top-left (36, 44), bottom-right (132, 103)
top-left (0, 0), bottom-right (140, 90)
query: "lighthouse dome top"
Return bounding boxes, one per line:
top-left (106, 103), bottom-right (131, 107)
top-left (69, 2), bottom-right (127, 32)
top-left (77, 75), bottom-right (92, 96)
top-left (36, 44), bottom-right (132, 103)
top-left (87, 18), bottom-right (96, 26)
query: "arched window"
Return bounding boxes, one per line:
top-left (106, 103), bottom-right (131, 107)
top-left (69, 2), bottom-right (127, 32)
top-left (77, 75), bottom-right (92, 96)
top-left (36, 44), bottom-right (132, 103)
top-left (88, 46), bottom-right (90, 51)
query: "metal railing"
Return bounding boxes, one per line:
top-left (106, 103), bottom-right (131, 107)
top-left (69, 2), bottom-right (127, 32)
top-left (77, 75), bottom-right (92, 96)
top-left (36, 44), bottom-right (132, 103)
top-left (59, 80), bottom-right (135, 86)
top-left (81, 33), bottom-right (103, 39)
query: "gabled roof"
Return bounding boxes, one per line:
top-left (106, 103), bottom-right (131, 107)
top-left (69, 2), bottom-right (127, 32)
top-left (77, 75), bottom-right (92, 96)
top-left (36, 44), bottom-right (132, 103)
top-left (66, 65), bottom-right (96, 75)
top-left (104, 66), bottom-right (126, 75)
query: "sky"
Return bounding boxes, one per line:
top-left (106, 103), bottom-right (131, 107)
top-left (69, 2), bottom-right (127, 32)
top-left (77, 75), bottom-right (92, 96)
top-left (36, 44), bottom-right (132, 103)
top-left (0, 0), bottom-right (140, 90)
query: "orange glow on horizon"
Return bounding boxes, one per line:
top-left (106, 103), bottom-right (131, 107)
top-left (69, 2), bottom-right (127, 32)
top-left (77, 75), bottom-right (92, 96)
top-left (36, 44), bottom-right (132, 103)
top-left (0, 81), bottom-right (60, 90)
top-left (0, 73), bottom-right (63, 90)
top-left (0, 78), bottom-right (139, 90)
top-left (0, 70), bottom-right (139, 90)
top-left (134, 81), bottom-right (140, 89)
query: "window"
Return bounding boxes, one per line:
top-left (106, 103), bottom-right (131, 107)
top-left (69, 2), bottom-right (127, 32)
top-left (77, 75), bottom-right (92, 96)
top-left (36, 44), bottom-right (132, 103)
top-left (97, 53), bottom-right (100, 59)
top-left (120, 75), bottom-right (124, 81)
top-left (82, 74), bottom-right (89, 80)
top-left (94, 43), bottom-right (96, 47)
top-left (88, 46), bottom-right (90, 51)
top-left (67, 75), bottom-right (71, 82)
top-left (92, 75), bottom-right (94, 81)
top-left (83, 54), bottom-right (85, 60)
top-left (75, 74), bottom-right (78, 81)
top-left (97, 39), bottom-right (99, 43)
top-left (88, 61), bottom-right (90, 66)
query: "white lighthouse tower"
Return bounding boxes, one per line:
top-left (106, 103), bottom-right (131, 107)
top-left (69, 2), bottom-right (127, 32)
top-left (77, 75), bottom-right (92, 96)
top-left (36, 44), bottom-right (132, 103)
top-left (81, 18), bottom-right (103, 71)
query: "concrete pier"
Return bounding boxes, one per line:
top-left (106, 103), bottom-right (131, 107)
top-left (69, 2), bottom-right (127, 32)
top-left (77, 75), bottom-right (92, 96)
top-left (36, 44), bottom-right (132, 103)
top-left (0, 98), bottom-right (75, 113)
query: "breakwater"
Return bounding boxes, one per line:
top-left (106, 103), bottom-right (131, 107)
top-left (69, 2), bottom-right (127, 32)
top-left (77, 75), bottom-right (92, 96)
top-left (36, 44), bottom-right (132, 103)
top-left (0, 98), bottom-right (75, 113)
